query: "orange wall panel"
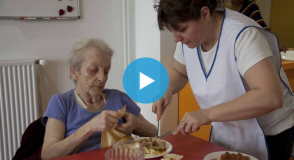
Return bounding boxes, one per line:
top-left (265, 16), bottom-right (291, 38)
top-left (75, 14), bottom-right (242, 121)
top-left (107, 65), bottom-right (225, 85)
top-left (179, 82), bottom-right (212, 141)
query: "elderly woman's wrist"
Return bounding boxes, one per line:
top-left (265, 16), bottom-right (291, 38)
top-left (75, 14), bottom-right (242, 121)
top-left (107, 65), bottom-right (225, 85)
top-left (85, 122), bottom-right (95, 134)
top-left (136, 119), bottom-right (143, 130)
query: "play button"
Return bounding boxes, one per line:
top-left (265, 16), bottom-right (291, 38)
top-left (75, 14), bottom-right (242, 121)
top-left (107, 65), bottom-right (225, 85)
top-left (123, 57), bottom-right (169, 104)
top-left (140, 72), bottom-right (155, 90)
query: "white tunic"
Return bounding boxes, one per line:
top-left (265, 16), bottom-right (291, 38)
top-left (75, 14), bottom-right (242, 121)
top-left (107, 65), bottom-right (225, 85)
top-left (174, 8), bottom-right (294, 160)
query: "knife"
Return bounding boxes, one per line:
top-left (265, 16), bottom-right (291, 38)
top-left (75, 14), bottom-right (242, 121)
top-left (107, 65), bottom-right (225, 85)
top-left (157, 120), bottom-right (159, 138)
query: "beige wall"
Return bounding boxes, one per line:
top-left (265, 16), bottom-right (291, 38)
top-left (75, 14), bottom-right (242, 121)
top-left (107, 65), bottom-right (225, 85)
top-left (159, 30), bottom-right (179, 135)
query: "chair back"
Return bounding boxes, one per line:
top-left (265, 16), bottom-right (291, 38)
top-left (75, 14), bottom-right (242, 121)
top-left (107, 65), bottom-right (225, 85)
top-left (13, 117), bottom-right (45, 160)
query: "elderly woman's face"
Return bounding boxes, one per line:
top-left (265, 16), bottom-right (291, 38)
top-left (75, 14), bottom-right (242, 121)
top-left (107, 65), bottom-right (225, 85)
top-left (74, 48), bottom-right (111, 97)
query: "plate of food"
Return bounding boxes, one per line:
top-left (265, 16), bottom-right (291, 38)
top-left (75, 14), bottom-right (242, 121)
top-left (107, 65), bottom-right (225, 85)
top-left (281, 50), bottom-right (294, 61)
top-left (134, 137), bottom-right (173, 159)
top-left (203, 151), bottom-right (258, 160)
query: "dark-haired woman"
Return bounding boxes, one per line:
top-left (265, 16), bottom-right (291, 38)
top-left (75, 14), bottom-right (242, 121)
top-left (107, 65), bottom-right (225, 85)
top-left (152, 0), bottom-right (294, 159)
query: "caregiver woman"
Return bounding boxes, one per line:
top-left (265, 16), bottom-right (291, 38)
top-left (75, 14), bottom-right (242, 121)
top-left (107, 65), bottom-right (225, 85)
top-left (152, 0), bottom-right (294, 159)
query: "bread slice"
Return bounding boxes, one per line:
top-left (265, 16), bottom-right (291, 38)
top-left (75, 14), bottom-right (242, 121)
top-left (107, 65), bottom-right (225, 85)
top-left (163, 153), bottom-right (183, 160)
top-left (161, 158), bottom-right (171, 160)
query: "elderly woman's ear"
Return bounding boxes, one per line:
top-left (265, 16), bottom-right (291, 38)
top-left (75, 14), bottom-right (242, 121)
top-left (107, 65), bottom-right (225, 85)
top-left (70, 67), bottom-right (78, 82)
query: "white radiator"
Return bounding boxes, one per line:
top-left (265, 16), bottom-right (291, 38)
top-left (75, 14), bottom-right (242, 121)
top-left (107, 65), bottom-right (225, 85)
top-left (0, 60), bottom-right (42, 160)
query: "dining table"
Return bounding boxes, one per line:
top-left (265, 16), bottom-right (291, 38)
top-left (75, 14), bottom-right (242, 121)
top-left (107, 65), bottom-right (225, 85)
top-left (52, 134), bottom-right (230, 160)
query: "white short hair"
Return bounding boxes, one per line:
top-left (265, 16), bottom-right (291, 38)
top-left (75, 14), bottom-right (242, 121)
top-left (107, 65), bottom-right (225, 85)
top-left (68, 38), bottom-right (114, 84)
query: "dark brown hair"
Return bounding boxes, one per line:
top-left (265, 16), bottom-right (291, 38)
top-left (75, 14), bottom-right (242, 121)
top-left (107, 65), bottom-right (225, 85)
top-left (156, 0), bottom-right (217, 30)
top-left (231, 0), bottom-right (245, 4)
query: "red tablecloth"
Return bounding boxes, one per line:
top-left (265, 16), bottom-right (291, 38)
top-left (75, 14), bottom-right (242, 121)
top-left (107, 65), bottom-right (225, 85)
top-left (53, 134), bottom-right (230, 160)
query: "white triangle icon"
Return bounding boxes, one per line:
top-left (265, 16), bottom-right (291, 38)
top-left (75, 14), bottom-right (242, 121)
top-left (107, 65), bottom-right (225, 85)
top-left (140, 72), bottom-right (155, 90)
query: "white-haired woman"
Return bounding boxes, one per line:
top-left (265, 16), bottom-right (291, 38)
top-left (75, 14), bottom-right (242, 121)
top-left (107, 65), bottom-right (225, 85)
top-left (41, 38), bottom-right (157, 159)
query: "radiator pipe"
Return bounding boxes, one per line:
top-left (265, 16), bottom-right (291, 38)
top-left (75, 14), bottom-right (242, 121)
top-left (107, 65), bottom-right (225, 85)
top-left (35, 60), bottom-right (47, 65)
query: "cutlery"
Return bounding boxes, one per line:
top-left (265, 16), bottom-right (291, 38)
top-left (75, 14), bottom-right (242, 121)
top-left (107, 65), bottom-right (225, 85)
top-left (160, 130), bottom-right (173, 139)
top-left (157, 120), bottom-right (159, 138)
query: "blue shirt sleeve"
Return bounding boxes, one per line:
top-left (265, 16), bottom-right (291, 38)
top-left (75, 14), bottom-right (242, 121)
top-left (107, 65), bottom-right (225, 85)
top-left (41, 94), bottom-right (67, 126)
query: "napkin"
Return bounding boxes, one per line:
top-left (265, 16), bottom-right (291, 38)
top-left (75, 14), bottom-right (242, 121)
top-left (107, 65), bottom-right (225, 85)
top-left (101, 105), bottom-right (127, 148)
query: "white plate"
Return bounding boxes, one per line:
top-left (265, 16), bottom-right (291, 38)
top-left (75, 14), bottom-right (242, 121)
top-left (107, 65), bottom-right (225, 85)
top-left (281, 50), bottom-right (294, 61)
top-left (203, 151), bottom-right (258, 160)
top-left (134, 137), bottom-right (173, 159)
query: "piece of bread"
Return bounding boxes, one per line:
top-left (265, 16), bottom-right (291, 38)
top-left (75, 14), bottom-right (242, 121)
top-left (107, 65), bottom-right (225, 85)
top-left (161, 158), bottom-right (171, 160)
top-left (163, 153), bottom-right (183, 160)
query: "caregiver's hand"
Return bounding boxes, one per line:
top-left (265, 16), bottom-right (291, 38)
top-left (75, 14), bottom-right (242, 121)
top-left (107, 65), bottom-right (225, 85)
top-left (152, 89), bottom-right (172, 121)
top-left (174, 109), bottom-right (212, 135)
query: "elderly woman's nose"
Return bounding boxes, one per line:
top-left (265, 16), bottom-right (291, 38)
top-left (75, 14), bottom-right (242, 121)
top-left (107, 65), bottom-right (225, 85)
top-left (97, 72), bottom-right (107, 82)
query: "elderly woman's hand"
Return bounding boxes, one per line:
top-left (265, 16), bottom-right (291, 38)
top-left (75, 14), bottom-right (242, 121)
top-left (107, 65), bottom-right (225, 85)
top-left (88, 110), bottom-right (120, 132)
top-left (115, 112), bottom-right (140, 135)
top-left (173, 109), bottom-right (212, 135)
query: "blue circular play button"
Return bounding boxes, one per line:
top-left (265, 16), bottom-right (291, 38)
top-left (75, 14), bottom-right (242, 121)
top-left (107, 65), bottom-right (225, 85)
top-left (123, 57), bottom-right (169, 104)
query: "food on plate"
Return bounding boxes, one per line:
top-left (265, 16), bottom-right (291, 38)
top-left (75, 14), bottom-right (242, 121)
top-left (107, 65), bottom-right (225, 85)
top-left (163, 153), bottom-right (183, 160)
top-left (120, 135), bottom-right (134, 142)
top-left (137, 137), bottom-right (167, 156)
top-left (220, 152), bottom-right (250, 160)
top-left (117, 135), bottom-right (141, 150)
top-left (120, 141), bottom-right (142, 149)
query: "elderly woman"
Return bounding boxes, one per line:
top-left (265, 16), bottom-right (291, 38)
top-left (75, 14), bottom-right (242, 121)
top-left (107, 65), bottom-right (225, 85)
top-left (152, 0), bottom-right (294, 160)
top-left (41, 38), bottom-right (157, 159)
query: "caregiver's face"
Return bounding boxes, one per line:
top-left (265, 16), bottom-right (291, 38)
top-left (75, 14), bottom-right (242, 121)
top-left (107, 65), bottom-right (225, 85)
top-left (169, 19), bottom-right (206, 49)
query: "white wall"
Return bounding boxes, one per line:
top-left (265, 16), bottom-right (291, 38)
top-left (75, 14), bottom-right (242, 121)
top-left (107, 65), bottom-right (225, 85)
top-left (0, 0), bottom-right (128, 114)
top-left (0, 0), bottom-right (177, 134)
top-left (0, 0), bottom-right (169, 129)
top-left (133, 0), bottom-right (179, 134)
top-left (134, 0), bottom-right (161, 127)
